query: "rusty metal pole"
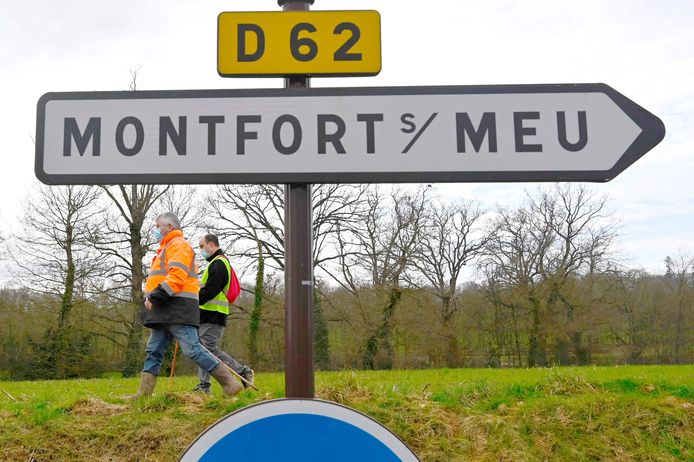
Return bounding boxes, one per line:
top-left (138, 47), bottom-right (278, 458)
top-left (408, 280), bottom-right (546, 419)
top-left (279, 0), bottom-right (315, 399)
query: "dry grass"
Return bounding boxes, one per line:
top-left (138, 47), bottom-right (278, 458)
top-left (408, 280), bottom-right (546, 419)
top-left (0, 366), bottom-right (692, 461)
top-left (70, 397), bottom-right (129, 416)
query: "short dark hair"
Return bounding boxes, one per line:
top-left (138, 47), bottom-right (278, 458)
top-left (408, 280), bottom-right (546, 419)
top-left (203, 234), bottom-right (220, 247)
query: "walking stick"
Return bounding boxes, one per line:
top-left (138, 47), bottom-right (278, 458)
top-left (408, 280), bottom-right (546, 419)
top-left (167, 341), bottom-right (179, 390)
top-left (223, 361), bottom-right (259, 391)
top-left (164, 341), bottom-right (258, 392)
top-left (210, 354), bottom-right (258, 391)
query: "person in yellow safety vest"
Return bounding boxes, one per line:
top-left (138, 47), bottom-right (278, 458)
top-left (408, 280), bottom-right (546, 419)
top-left (193, 234), bottom-right (254, 394)
top-left (124, 212), bottom-right (242, 400)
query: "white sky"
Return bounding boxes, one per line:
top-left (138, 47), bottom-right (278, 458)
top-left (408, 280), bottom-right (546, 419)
top-left (1, 0), bottom-right (692, 272)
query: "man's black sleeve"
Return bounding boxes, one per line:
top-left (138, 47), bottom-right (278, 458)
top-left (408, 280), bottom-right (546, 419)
top-left (147, 285), bottom-right (171, 307)
top-left (199, 259), bottom-right (229, 306)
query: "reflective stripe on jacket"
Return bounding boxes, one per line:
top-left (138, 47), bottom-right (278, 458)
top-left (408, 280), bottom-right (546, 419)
top-left (145, 229), bottom-right (199, 299)
top-left (200, 255), bottom-right (231, 315)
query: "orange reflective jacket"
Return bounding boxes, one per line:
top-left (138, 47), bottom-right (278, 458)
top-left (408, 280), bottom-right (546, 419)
top-left (145, 229), bottom-right (199, 300)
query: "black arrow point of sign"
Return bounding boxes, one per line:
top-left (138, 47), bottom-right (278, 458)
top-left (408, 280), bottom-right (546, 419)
top-left (600, 83), bottom-right (666, 182)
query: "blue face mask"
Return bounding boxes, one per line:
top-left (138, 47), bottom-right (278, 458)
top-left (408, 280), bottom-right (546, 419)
top-left (152, 228), bottom-right (163, 243)
top-left (200, 249), bottom-right (210, 259)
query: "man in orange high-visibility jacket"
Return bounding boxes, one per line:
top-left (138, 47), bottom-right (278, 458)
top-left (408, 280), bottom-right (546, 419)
top-left (125, 212), bottom-right (242, 399)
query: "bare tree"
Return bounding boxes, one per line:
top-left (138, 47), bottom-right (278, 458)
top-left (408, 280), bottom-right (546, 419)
top-left (408, 198), bottom-right (488, 366)
top-left (208, 184), bottom-right (286, 272)
top-left (12, 185), bottom-right (103, 324)
top-left (664, 252), bottom-right (694, 363)
top-left (10, 185), bottom-right (104, 377)
top-left (481, 204), bottom-right (552, 366)
top-left (209, 184), bottom-right (369, 272)
top-left (534, 185), bottom-right (617, 364)
top-left (334, 186), bottom-right (430, 369)
top-left (481, 184), bottom-right (617, 366)
top-left (154, 185), bottom-right (207, 239)
top-left (607, 269), bottom-right (659, 363)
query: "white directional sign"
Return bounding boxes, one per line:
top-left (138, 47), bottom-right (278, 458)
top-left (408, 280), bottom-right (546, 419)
top-left (35, 84), bottom-right (664, 184)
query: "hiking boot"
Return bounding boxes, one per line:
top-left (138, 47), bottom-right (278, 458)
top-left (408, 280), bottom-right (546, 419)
top-left (241, 368), bottom-right (255, 389)
top-left (122, 372), bottom-right (157, 400)
top-left (192, 383), bottom-right (211, 395)
top-left (210, 363), bottom-right (243, 396)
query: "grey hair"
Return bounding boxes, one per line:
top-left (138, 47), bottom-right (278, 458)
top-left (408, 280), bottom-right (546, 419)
top-left (156, 212), bottom-right (181, 229)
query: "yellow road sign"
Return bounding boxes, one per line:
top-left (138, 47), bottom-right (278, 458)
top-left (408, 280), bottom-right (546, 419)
top-left (218, 10), bottom-right (381, 77)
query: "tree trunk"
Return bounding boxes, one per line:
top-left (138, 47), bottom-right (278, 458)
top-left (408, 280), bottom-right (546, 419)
top-left (55, 224), bottom-right (76, 377)
top-left (361, 286), bottom-right (401, 369)
top-left (248, 242), bottom-right (264, 365)
top-left (121, 316), bottom-right (143, 377)
top-left (314, 291), bottom-right (330, 370)
top-left (441, 297), bottom-right (459, 367)
top-left (528, 299), bottom-right (547, 367)
top-left (555, 336), bottom-right (571, 365)
top-left (673, 290), bottom-right (686, 364)
top-left (59, 225), bottom-right (75, 329)
top-left (121, 220), bottom-right (146, 377)
top-left (512, 307), bottom-right (522, 367)
top-left (572, 331), bottom-right (590, 365)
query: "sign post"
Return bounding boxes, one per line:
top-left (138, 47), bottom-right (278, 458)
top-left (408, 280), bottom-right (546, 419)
top-left (280, 0), bottom-right (315, 400)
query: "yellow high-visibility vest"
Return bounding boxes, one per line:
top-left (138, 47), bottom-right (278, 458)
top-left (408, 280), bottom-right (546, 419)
top-left (199, 255), bottom-right (231, 315)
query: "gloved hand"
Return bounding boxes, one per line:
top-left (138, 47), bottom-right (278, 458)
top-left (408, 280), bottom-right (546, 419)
top-left (147, 285), bottom-right (171, 308)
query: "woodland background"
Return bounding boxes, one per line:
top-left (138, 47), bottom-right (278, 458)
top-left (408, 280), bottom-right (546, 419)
top-left (0, 183), bottom-right (691, 380)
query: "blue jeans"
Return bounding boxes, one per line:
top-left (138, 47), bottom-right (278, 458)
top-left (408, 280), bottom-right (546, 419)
top-left (142, 324), bottom-right (220, 376)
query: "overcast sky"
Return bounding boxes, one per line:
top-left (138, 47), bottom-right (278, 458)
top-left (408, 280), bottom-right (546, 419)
top-left (1, 0), bottom-right (692, 272)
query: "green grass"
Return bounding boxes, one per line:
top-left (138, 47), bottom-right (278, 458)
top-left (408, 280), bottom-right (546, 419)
top-left (0, 365), bottom-right (692, 461)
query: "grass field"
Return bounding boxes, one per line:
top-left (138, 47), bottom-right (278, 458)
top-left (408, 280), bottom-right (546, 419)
top-left (1, 365), bottom-right (692, 461)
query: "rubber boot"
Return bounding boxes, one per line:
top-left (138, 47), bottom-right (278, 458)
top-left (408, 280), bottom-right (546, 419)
top-left (240, 368), bottom-right (255, 389)
top-left (210, 363), bottom-right (243, 396)
top-left (122, 372), bottom-right (157, 400)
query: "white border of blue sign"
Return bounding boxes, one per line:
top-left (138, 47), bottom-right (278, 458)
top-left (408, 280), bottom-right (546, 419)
top-left (178, 398), bottom-right (420, 461)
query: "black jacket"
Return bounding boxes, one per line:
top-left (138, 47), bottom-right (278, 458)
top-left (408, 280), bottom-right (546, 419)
top-left (144, 286), bottom-right (200, 327)
top-left (199, 248), bottom-right (229, 326)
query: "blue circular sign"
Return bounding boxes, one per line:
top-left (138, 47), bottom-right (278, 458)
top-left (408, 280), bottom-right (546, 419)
top-left (179, 398), bottom-right (419, 461)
